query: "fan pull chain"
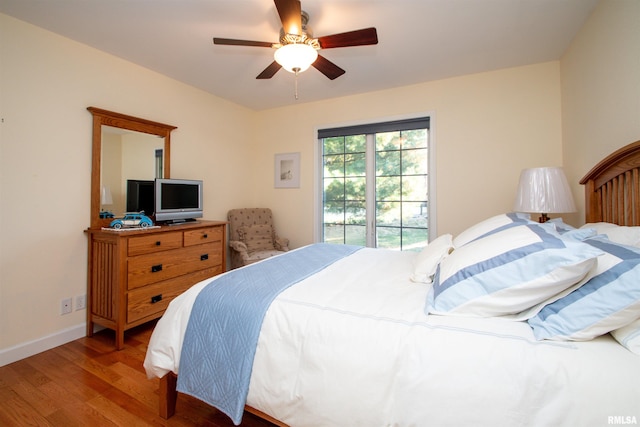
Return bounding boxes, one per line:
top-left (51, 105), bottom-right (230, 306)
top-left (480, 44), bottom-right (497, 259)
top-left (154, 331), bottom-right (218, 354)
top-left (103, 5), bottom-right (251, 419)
top-left (293, 67), bottom-right (300, 100)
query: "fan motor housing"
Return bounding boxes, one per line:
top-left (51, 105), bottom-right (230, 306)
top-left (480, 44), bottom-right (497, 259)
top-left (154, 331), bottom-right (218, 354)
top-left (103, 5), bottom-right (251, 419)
top-left (279, 11), bottom-right (313, 43)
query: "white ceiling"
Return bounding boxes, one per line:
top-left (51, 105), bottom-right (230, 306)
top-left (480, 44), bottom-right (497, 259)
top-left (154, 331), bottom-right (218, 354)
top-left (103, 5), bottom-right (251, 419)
top-left (0, 0), bottom-right (598, 111)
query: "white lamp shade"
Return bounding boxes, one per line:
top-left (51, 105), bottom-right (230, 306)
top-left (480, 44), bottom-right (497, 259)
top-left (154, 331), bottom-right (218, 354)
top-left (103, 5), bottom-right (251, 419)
top-left (274, 43), bottom-right (318, 73)
top-left (513, 167), bottom-right (576, 214)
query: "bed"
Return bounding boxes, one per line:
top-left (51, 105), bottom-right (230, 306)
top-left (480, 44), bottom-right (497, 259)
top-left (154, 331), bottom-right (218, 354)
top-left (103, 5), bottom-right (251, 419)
top-left (144, 140), bottom-right (640, 427)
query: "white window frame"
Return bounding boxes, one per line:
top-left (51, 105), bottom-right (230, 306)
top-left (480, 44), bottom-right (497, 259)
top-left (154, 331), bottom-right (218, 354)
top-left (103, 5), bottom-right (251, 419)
top-left (313, 112), bottom-right (437, 244)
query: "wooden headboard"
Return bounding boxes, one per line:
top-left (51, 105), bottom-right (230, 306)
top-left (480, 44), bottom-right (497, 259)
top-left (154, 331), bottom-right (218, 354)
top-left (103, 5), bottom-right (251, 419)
top-left (580, 140), bottom-right (640, 225)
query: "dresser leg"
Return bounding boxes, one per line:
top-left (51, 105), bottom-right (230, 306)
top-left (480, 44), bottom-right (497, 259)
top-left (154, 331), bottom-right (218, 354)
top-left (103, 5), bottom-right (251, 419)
top-left (86, 318), bottom-right (94, 337)
top-left (116, 328), bottom-right (125, 350)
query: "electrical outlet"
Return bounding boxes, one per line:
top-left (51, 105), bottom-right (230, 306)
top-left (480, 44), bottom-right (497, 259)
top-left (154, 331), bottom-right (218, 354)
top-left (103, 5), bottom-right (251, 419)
top-left (76, 294), bottom-right (86, 310)
top-left (61, 298), bottom-right (72, 315)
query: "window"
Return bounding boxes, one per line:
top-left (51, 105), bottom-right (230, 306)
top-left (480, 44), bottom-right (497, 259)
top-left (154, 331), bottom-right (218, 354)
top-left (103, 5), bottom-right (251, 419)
top-left (318, 117), bottom-right (430, 251)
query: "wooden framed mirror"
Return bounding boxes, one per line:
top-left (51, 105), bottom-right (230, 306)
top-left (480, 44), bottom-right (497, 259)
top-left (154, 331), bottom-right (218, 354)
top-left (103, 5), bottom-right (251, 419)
top-left (88, 107), bottom-right (177, 229)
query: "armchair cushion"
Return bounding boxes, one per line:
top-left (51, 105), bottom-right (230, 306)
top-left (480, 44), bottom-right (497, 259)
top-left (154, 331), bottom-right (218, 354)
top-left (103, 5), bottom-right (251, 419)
top-left (238, 224), bottom-right (276, 252)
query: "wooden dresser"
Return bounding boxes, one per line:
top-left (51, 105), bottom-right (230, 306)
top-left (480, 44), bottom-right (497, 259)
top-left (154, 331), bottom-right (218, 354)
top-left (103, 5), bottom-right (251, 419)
top-left (86, 220), bottom-right (227, 349)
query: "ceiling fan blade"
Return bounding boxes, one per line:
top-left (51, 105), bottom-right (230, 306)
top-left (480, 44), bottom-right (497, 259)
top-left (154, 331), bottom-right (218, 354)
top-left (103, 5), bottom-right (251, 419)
top-left (274, 0), bottom-right (302, 35)
top-left (317, 27), bottom-right (378, 49)
top-left (312, 55), bottom-right (346, 80)
top-left (256, 61), bottom-right (283, 79)
top-left (213, 38), bottom-right (273, 48)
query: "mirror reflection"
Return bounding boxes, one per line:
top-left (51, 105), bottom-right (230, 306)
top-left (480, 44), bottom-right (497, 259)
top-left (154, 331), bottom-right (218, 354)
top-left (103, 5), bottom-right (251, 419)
top-left (100, 126), bottom-right (164, 216)
top-left (88, 106), bottom-right (176, 229)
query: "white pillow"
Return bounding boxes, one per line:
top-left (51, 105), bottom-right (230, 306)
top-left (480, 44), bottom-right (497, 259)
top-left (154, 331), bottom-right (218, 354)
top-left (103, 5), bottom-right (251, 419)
top-left (506, 227), bottom-right (602, 321)
top-left (529, 236), bottom-right (640, 341)
top-left (410, 234), bottom-right (454, 284)
top-left (453, 213), bottom-right (531, 248)
top-left (581, 222), bottom-right (640, 247)
top-left (426, 223), bottom-right (601, 317)
top-left (611, 318), bottom-right (640, 355)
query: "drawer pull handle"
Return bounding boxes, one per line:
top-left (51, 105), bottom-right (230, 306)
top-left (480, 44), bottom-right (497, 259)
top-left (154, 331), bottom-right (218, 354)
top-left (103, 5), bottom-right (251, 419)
top-left (200, 254), bottom-right (209, 261)
top-left (155, 241), bottom-right (161, 246)
top-left (203, 233), bottom-right (208, 239)
top-left (151, 264), bottom-right (163, 273)
top-left (151, 294), bottom-right (163, 304)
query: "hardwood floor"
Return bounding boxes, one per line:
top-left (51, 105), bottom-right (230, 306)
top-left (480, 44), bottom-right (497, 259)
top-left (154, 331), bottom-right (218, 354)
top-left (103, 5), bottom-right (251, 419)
top-left (0, 322), bottom-right (277, 427)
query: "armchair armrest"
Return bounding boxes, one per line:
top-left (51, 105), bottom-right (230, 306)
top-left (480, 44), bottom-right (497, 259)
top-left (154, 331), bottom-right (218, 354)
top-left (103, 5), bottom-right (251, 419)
top-left (229, 240), bottom-right (248, 254)
top-left (274, 236), bottom-right (290, 251)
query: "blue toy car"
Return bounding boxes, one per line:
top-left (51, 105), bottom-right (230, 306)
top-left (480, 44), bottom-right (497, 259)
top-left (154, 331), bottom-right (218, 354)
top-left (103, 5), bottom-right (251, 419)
top-left (109, 212), bottom-right (153, 229)
top-left (99, 210), bottom-right (115, 219)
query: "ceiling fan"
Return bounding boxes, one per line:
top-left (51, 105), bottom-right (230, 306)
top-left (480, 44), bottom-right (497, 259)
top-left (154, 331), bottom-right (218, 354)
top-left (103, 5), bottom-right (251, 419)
top-left (213, 0), bottom-right (378, 80)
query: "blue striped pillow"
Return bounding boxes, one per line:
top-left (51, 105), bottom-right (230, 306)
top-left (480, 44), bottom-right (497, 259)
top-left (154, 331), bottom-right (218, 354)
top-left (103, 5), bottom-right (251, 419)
top-left (528, 236), bottom-right (640, 341)
top-left (453, 213), bottom-right (532, 248)
top-left (426, 223), bottom-right (601, 317)
top-left (611, 318), bottom-right (640, 355)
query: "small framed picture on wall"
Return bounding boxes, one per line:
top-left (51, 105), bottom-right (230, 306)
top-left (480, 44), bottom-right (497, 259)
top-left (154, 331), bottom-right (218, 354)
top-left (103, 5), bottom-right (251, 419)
top-left (274, 152), bottom-right (300, 188)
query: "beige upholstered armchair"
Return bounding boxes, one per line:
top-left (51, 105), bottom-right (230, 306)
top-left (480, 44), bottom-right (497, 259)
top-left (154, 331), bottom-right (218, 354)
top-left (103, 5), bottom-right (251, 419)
top-left (227, 208), bottom-right (290, 269)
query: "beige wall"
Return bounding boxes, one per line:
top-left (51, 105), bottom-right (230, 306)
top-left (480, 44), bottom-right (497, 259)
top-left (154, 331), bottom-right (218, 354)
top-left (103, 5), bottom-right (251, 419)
top-left (255, 61), bottom-right (563, 245)
top-left (101, 133), bottom-right (124, 214)
top-left (561, 0), bottom-right (640, 223)
top-left (0, 13), bottom-right (256, 361)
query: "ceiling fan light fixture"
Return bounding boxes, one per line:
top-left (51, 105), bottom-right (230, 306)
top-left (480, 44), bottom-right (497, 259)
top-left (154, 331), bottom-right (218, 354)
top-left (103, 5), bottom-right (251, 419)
top-left (274, 43), bottom-right (318, 73)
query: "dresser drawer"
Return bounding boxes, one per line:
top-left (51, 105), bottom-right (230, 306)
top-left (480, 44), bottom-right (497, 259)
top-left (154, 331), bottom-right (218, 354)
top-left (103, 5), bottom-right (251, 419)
top-left (128, 232), bottom-right (183, 256)
top-left (184, 225), bottom-right (223, 247)
top-left (127, 243), bottom-right (223, 289)
top-left (126, 267), bottom-right (222, 323)
top-left (88, 220), bottom-right (227, 350)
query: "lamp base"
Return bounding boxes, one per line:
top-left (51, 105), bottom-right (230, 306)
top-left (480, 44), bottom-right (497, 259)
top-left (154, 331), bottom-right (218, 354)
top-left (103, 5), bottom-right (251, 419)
top-left (538, 213), bottom-right (550, 223)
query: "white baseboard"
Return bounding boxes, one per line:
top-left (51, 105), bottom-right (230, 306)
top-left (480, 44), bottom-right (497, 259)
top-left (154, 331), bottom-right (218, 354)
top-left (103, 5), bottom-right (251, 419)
top-left (0, 323), bottom-right (86, 367)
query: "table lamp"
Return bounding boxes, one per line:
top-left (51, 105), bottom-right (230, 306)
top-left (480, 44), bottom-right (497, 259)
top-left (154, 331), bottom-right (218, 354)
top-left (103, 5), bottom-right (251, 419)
top-left (513, 167), bottom-right (576, 223)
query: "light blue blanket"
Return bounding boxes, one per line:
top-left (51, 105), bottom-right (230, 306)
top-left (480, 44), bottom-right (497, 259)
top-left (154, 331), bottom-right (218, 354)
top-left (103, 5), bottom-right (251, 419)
top-left (177, 243), bottom-right (362, 425)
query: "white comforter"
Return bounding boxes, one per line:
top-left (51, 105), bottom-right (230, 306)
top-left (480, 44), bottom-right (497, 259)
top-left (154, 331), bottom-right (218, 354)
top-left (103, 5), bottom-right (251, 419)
top-left (144, 247), bottom-right (640, 427)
